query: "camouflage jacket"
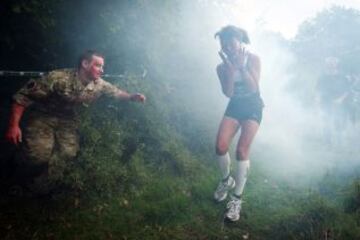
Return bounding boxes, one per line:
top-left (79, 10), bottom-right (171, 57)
top-left (13, 69), bottom-right (121, 119)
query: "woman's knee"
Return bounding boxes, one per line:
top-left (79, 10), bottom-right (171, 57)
top-left (216, 141), bottom-right (229, 155)
top-left (236, 145), bottom-right (250, 160)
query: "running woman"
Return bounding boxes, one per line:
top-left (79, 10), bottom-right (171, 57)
top-left (213, 25), bottom-right (264, 221)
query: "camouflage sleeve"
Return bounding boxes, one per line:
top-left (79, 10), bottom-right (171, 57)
top-left (13, 75), bottom-right (54, 107)
top-left (100, 79), bottom-right (123, 99)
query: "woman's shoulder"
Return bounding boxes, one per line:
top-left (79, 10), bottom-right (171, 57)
top-left (246, 52), bottom-right (261, 70)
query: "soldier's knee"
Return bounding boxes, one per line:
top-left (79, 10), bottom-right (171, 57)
top-left (25, 144), bottom-right (53, 165)
top-left (56, 131), bottom-right (79, 159)
top-left (23, 128), bottom-right (55, 165)
top-left (63, 149), bottom-right (78, 159)
top-left (60, 144), bottom-right (79, 159)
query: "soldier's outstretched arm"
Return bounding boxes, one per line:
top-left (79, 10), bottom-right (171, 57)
top-left (130, 92), bottom-right (146, 103)
top-left (111, 86), bottom-right (145, 103)
top-left (102, 80), bottom-right (146, 103)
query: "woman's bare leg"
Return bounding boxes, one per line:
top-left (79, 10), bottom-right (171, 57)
top-left (234, 119), bottom-right (259, 197)
top-left (213, 116), bottom-right (240, 202)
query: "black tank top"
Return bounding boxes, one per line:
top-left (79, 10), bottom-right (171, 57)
top-left (232, 51), bottom-right (259, 99)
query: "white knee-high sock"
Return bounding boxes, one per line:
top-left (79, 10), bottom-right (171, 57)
top-left (234, 160), bottom-right (250, 197)
top-left (217, 152), bottom-right (231, 180)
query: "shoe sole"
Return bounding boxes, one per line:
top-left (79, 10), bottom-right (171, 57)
top-left (226, 215), bottom-right (240, 222)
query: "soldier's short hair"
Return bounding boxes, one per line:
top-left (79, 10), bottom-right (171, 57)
top-left (77, 50), bottom-right (104, 69)
top-left (214, 25), bottom-right (250, 44)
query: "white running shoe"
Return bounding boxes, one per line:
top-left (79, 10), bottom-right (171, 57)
top-left (214, 176), bottom-right (235, 202)
top-left (225, 195), bottom-right (242, 221)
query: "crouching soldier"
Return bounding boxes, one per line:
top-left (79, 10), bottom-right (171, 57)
top-left (5, 50), bottom-right (146, 194)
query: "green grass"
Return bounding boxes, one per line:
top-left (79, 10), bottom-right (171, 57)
top-left (1, 86), bottom-right (360, 239)
top-left (2, 162), bottom-right (360, 240)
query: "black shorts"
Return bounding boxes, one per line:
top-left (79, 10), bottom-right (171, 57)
top-left (224, 94), bottom-right (264, 124)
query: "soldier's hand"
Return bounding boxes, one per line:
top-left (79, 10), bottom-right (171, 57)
top-left (130, 93), bottom-right (146, 103)
top-left (5, 125), bottom-right (22, 146)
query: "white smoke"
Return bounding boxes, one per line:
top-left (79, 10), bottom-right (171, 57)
top-left (127, 0), bottom-right (360, 184)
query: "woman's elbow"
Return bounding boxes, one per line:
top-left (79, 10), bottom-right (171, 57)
top-left (222, 89), bottom-right (233, 98)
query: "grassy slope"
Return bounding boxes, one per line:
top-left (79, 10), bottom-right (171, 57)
top-left (1, 78), bottom-right (360, 240)
top-left (2, 152), bottom-right (360, 239)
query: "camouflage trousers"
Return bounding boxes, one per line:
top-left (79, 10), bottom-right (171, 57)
top-left (19, 113), bottom-right (79, 190)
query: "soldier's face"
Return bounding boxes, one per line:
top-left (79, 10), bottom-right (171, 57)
top-left (86, 55), bottom-right (104, 80)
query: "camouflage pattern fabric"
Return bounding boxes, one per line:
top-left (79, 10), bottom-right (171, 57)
top-left (14, 68), bottom-right (120, 119)
top-left (13, 69), bottom-right (122, 191)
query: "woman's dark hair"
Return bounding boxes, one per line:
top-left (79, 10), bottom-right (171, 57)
top-left (77, 50), bottom-right (104, 69)
top-left (214, 25), bottom-right (250, 44)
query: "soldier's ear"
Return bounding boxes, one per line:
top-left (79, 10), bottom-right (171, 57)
top-left (81, 59), bottom-right (90, 69)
